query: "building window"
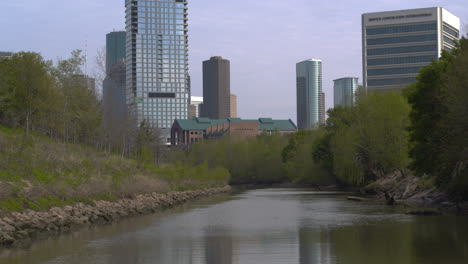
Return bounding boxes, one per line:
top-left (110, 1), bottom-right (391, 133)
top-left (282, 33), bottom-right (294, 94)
top-left (367, 77), bottom-right (416, 86)
top-left (367, 34), bottom-right (437, 46)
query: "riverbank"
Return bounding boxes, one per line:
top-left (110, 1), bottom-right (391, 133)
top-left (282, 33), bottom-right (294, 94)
top-left (362, 171), bottom-right (468, 214)
top-left (0, 186), bottom-right (231, 247)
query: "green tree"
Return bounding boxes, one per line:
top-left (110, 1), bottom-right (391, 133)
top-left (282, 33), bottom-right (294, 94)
top-left (327, 92), bottom-right (410, 186)
top-left (406, 37), bottom-right (468, 197)
top-left (0, 52), bottom-right (58, 133)
top-left (404, 51), bottom-right (451, 177)
top-left (53, 50), bottom-right (102, 144)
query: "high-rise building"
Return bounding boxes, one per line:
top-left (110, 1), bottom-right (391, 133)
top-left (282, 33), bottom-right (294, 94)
top-left (334, 77), bottom-right (359, 108)
top-left (188, 96), bottom-right (203, 118)
top-left (296, 59), bottom-right (324, 130)
top-left (320, 92), bottom-right (326, 124)
top-left (230, 94), bottom-right (237, 118)
top-left (125, 0), bottom-right (190, 139)
top-left (201, 56), bottom-right (230, 119)
top-left (362, 7), bottom-right (460, 92)
top-left (0, 52), bottom-right (13, 60)
top-left (103, 31), bottom-right (127, 128)
top-left (106, 31), bottom-right (126, 74)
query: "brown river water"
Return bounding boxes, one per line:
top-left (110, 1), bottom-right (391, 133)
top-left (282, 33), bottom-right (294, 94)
top-left (1, 188), bottom-right (467, 264)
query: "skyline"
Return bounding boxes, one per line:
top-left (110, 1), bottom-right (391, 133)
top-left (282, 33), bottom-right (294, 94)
top-left (0, 0), bottom-right (467, 122)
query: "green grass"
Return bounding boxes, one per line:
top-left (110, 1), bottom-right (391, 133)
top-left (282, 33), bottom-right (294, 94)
top-left (0, 127), bottom-right (230, 215)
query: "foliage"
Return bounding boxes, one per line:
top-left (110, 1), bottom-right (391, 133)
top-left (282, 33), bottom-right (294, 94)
top-left (184, 133), bottom-right (289, 185)
top-left (283, 129), bottom-right (335, 185)
top-left (0, 52), bottom-right (58, 133)
top-left (405, 38), bottom-right (468, 198)
top-left (0, 127), bottom-right (230, 214)
top-left (321, 93), bottom-right (411, 186)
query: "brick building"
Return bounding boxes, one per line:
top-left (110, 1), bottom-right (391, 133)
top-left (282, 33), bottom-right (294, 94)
top-left (171, 117), bottom-right (297, 146)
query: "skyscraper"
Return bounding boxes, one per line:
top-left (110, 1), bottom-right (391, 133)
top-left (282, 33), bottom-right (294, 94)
top-left (201, 56), bottom-right (230, 119)
top-left (230, 94), bottom-right (237, 118)
top-left (362, 7), bottom-right (460, 92)
top-left (125, 0), bottom-right (190, 139)
top-left (103, 31), bottom-right (127, 127)
top-left (188, 96), bottom-right (203, 118)
top-left (0, 52), bottom-right (13, 60)
top-left (296, 59), bottom-right (324, 130)
top-left (106, 31), bottom-right (126, 74)
top-left (334, 77), bottom-right (359, 108)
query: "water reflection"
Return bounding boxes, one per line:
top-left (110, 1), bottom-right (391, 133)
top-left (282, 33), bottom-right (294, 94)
top-left (204, 228), bottom-right (232, 264)
top-left (0, 189), bottom-right (467, 264)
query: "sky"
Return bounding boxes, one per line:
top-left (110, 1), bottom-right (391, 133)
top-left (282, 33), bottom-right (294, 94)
top-left (0, 0), bottom-right (467, 121)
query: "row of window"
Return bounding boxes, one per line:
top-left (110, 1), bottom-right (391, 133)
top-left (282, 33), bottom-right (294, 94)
top-left (137, 1), bottom-right (186, 8)
top-left (136, 78), bottom-right (187, 85)
top-left (443, 25), bottom-right (459, 38)
top-left (367, 77), bottom-right (416, 86)
top-left (444, 36), bottom-right (457, 47)
top-left (137, 65), bottom-right (186, 72)
top-left (367, 44), bottom-right (437, 56)
top-left (139, 22), bottom-right (185, 30)
top-left (138, 29), bottom-right (185, 35)
top-left (443, 45), bottom-right (454, 52)
top-left (134, 34), bottom-right (185, 40)
top-left (367, 22), bottom-right (437, 36)
top-left (367, 34), bottom-right (437, 46)
top-left (367, 54), bottom-right (437, 66)
top-left (138, 7), bottom-right (186, 14)
top-left (367, 66), bottom-right (422, 76)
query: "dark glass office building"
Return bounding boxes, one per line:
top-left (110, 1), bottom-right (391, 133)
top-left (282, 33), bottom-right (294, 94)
top-left (106, 31), bottom-right (126, 74)
top-left (125, 0), bottom-right (190, 139)
top-left (362, 7), bottom-right (460, 92)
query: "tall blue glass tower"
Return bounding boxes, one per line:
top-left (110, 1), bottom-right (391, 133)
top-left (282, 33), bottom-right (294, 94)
top-left (125, 0), bottom-right (190, 141)
top-left (296, 59), bottom-right (324, 130)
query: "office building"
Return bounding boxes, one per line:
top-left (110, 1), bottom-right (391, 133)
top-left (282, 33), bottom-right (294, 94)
top-left (106, 31), bottom-right (126, 74)
top-left (320, 92), bottom-right (326, 123)
top-left (103, 61), bottom-right (127, 127)
top-left (188, 96), bottom-right (203, 118)
top-left (125, 0), bottom-right (190, 140)
top-left (230, 94), bottom-right (237, 118)
top-left (103, 31), bottom-right (127, 128)
top-left (296, 59), bottom-right (324, 130)
top-left (72, 74), bottom-right (95, 91)
top-left (171, 117), bottom-right (297, 146)
top-left (334, 77), bottom-right (359, 107)
top-left (0, 52), bottom-right (13, 60)
top-left (362, 7), bottom-right (460, 92)
top-left (201, 56), bottom-right (230, 119)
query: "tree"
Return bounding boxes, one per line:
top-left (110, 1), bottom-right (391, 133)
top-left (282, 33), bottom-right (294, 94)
top-left (53, 50), bottom-right (102, 144)
top-left (0, 52), bottom-right (58, 133)
top-left (406, 38), bottom-right (468, 197)
top-left (325, 93), bottom-right (410, 186)
top-left (404, 52), bottom-right (451, 177)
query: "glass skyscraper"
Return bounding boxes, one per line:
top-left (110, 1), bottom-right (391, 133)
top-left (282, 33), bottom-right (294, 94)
top-left (125, 0), bottom-right (190, 138)
top-left (106, 31), bottom-right (126, 74)
top-left (296, 59), bottom-right (324, 130)
top-left (334, 77), bottom-right (359, 108)
top-left (362, 7), bottom-right (460, 92)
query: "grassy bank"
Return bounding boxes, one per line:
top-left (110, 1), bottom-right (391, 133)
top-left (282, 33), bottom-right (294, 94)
top-left (0, 126), bottom-right (229, 215)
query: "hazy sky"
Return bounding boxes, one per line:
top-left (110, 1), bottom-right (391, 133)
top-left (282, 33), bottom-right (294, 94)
top-left (0, 0), bottom-right (467, 121)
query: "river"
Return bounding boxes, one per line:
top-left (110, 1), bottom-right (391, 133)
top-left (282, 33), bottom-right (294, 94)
top-left (1, 188), bottom-right (467, 264)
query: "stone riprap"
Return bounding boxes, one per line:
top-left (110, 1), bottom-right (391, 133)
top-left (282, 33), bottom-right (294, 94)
top-left (0, 186), bottom-right (231, 247)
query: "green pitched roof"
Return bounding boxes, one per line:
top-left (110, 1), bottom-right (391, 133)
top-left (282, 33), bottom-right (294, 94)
top-left (174, 118), bottom-right (297, 131)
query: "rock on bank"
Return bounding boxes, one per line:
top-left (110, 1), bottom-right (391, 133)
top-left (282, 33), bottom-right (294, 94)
top-left (0, 186), bottom-right (231, 247)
